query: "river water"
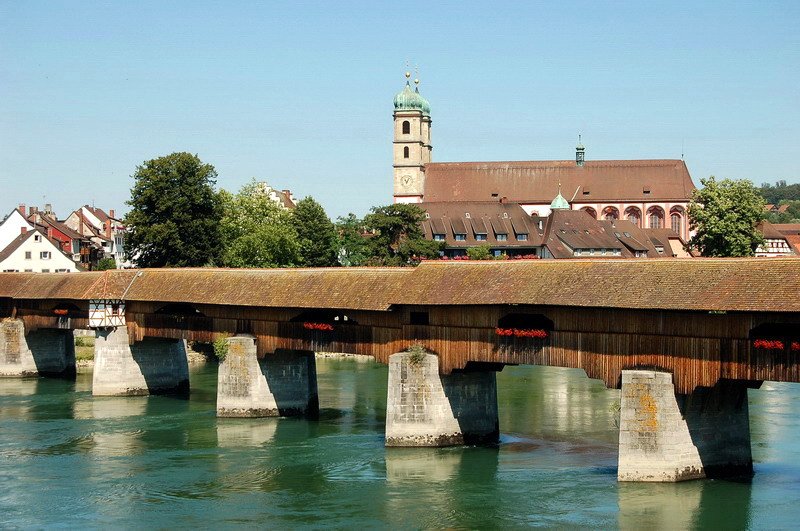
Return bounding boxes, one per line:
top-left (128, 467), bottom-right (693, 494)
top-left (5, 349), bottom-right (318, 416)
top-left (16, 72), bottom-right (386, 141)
top-left (1, 359), bottom-right (799, 529)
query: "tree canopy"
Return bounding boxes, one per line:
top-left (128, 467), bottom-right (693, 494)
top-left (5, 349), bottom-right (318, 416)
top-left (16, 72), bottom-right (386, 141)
top-left (688, 176), bottom-right (766, 257)
top-left (759, 180), bottom-right (800, 204)
top-left (335, 213), bottom-right (371, 267)
top-left (125, 152), bottom-right (223, 267)
top-left (363, 204), bottom-right (443, 265)
top-left (219, 180), bottom-right (301, 268)
top-left (293, 197), bottom-right (338, 267)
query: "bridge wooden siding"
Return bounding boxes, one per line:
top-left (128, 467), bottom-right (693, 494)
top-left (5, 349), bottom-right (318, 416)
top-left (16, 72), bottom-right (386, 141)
top-left (1, 259), bottom-right (799, 394)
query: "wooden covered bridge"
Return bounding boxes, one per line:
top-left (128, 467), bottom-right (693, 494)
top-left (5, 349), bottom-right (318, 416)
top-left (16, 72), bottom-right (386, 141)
top-left (1, 258), bottom-right (799, 482)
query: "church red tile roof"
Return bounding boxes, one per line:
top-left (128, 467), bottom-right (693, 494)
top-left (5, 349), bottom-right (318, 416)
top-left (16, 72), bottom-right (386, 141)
top-left (422, 159), bottom-right (695, 203)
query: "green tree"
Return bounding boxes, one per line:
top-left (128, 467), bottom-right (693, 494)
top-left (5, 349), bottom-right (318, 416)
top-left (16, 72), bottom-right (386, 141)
top-left (293, 197), bottom-right (338, 267)
top-left (125, 152), bottom-right (223, 267)
top-left (335, 213), bottom-right (371, 266)
top-left (363, 204), bottom-right (443, 265)
top-left (759, 180), bottom-right (800, 204)
top-left (688, 176), bottom-right (766, 257)
top-left (219, 180), bottom-right (301, 268)
top-left (96, 257), bottom-right (117, 271)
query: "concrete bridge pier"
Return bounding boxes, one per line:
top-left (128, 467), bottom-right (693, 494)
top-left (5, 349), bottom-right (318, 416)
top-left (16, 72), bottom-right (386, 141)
top-left (385, 351), bottom-right (499, 447)
top-left (0, 319), bottom-right (76, 378)
top-left (92, 326), bottom-right (189, 396)
top-left (618, 370), bottom-right (755, 482)
top-left (216, 335), bottom-right (319, 418)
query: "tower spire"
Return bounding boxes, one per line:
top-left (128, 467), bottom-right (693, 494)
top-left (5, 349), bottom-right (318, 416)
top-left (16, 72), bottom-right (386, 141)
top-left (576, 134), bottom-right (585, 167)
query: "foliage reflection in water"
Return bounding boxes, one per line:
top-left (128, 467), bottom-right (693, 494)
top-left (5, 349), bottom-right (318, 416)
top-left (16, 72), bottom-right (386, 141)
top-left (0, 360), bottom-right (798, 527)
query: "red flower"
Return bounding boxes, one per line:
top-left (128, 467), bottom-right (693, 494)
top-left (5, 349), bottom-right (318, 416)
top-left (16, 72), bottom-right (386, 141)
top-left (792, 341), bottom-right (800, 352)
top-left (495, 327), bottom-right (548, 339)
top-left (753, 339), bottom-right (785, 350)
top-left (303, 322), bottom-right (334, 332)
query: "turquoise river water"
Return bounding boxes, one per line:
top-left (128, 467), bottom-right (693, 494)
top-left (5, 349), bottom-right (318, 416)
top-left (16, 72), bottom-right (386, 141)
top-left (1, 359), bottom-right (799, 529)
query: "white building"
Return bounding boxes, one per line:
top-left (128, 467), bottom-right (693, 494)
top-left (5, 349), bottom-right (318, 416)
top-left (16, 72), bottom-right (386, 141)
top-left (64, 206), bottom-right (129, 267)
top-left (0, 207), bottom-right (34, 251)
top-left (0, 229), bottom-right (81, 273)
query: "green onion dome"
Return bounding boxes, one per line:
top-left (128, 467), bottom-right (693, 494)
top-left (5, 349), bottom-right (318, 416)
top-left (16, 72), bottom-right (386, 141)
top-left (550, 190), bottom-right (570, 210)
top-left (394, 81), bottom-right (431, 116)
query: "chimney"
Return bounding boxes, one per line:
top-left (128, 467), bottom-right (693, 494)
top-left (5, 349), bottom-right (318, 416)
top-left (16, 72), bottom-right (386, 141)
top-left (105, 219), bottom-right (112, 238)
top-left (109, 209), bottom-right (115, 219)
top-left (18, 204), bottom-right (25, 216)
top-left (44, 203), bottom-right (52, 215)
top-left (20, 227), bottom-right (27, 235)
top-left (29, 206), bottom-right (37, 216)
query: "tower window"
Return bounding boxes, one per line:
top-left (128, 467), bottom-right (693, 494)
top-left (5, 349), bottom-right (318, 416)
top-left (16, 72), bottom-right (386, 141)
top-left (404, 146), bottom-right (409, 158)
top-left (402, 121), bottom-right (410, 135)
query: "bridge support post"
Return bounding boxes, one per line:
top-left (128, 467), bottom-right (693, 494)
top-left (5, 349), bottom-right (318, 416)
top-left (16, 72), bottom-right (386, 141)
top-left (385, 351), bottom-right (499, 447)
top-left (0, 319), bottom-right (75, 378)
top-left (216, 335), bottom-right (319, 418)
top-left (618, 370), bottom-right (754, 482)
top-left (92, 326), bottom-right (189, 396)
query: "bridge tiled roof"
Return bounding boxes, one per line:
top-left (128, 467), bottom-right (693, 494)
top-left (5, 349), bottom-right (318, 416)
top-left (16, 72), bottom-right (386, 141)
top-left (0, 258), bottom-right (799, 313)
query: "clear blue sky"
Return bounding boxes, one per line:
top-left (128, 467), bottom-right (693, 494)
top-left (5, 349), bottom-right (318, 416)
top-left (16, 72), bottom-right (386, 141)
top-left (1, 1), bottom-right (798, 220)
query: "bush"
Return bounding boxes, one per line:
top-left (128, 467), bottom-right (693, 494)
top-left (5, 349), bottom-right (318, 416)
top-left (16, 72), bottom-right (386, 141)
top-left (466, 245), bottom-right (492, 260)
top-left (406, 344), bottom-right (427, 365)
top-left (96, 257), bottom-right (117, 271)
top-left (213, 335), bottom-right (230, 361)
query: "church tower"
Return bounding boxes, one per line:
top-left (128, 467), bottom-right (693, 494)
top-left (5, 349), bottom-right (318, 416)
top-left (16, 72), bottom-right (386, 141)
top-left (393, 72), bottom-right (432, 203)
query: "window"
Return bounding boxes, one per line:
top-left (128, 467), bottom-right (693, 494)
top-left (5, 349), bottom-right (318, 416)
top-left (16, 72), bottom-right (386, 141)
top-left (647, 207), bottom-right (665, 229)
top-left (402, 121), bottom-right (410, 134)
top-left (516, 233), bottom-right (528, 241)
top-left (41, 269), bottom-right (49, 273)
top-left (3, 269), bottom-right (19, 272)
top-left (671, 213), bottom-right (682, 234)
top-left (496, 234), bottom-right (508, 241)
top-left (34, 234), bottom-right (41, 242)
top-left (40, 251), bottom-right (51, 260)
top-left (24, 269), bottom-right (33, 272)
top-left (410, 311), bottom-right (429, 325)
top-left (454, 234), bottom-right (466, 241)
top-left (403, 146), bottom-right (409, 159)
top-left (25, 251), bottom-right (32, 259)
top-left (475, 234), bottom-right (487, 241)
top-left (433, 234), bottom-right (445, 241)
top-left (55, 269), bottom-right (69, 273)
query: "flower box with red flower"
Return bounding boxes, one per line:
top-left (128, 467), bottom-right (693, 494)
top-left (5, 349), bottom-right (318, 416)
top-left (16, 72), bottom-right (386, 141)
top-left (495, 328), bottom-right (549, 339)
top-left (752, 339), bottom-right (785, 351)
top-left (303, 322), bottom-right (334, 332)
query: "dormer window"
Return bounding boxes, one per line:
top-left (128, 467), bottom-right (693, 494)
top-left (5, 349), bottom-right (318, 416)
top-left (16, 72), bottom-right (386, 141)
top-left (475, 234), bottom-right (487, 241)
top-left (496, 234), bottom-right (508, 241)
top-left (643, 186), bottom-right (651, 194)
top-left (465, 213), bottom-right (470, 218)
top-left (454, 234), bottom-right (466, 241)
top-left (582, 188), bottom-right (590, 195)
top-left (502, 213), bottom-right (508, 219)
top-left (433, 234), bottom-right (445, 241)
top-left (516, 233), bottom-right (528, 241)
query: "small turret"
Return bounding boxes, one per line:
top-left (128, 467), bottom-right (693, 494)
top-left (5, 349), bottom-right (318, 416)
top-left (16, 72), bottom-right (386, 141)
top-left (576, 134), bottom-right (585, 167)
top-left (550, 183), bottom-right (570, 210)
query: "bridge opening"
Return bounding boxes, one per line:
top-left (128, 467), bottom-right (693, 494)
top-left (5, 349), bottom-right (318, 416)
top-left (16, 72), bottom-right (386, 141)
top-left (155, 303), bottom-right (206, 316)
top-left (290, 310), bottom-right (358, 325)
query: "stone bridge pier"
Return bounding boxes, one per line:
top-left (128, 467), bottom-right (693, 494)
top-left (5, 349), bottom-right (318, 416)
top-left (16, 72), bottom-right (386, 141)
top-left (618, 370), bottom-right (756, 482)
top-left (0, 319), bottom-right (76, 378)
top-left (216, 335), bottom-right (319, 418)
top-left (92, 326), bottom-right (189, 396)
top-left (385, 351), bottom-right (499, 447)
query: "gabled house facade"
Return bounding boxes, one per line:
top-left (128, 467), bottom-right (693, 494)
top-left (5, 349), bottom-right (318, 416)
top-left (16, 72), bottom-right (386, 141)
top-left (0, 228), bottom-right (81, 273)
top-left (0, 206), bottom-right (34, 251)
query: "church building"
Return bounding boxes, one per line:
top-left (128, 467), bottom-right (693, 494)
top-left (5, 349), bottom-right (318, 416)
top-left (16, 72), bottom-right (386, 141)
top-left (392, 74), bottom-right (696, 242)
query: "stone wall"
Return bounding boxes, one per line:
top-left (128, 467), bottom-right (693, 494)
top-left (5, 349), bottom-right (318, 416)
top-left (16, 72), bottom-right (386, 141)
top-left (217, 335), bottom-right (319, 418)
top-left (618, 370), bottom-right (754, 482)
top-left (0, 319), bottom-right (74, 377)
top-left (93, 326), bottom-right (189, 396)
top-left (385, 351), bottom-right (499, 447)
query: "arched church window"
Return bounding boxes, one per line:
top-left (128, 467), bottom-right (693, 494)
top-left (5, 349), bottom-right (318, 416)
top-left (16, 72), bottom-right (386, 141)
top-left (402, 121), bottom-right (410, 135)
top-left (580, 207), bottom-right (597, 219)
top-left (603, 206), bottom-right (619, 220)
top-left (647, 207), bottom-right (664, 229)
top-left (671, 212), bottom-right (682, 234)
top-left (403, 146), bottom-right (409, 159)
top-left (625, 207), bottom-right (641, 227)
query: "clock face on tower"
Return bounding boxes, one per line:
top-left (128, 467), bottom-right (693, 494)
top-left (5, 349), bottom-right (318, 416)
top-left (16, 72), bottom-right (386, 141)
top-left (401, 175), bottom-right (413, 189)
